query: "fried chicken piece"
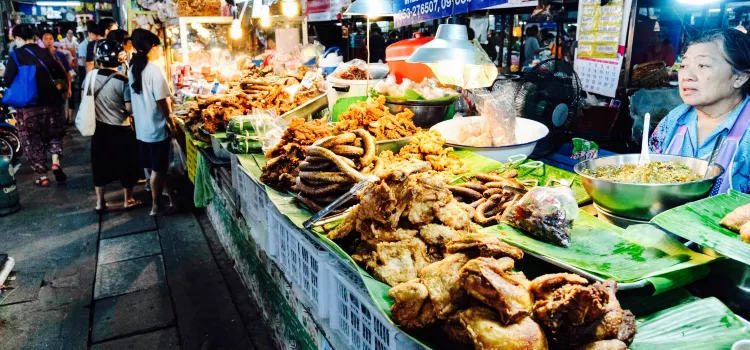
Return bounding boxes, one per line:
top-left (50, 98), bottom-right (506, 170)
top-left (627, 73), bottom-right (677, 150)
top-left (265, 118), bottom-right (334, 158)
top-left (362, 222), bottom-right (418, 244)
top-left (436, 201), bottom-right (474, 230)
top-left (373, 238), bottom-right (433, 287)
top-left (533, 282), bottom-right (610, 332)
top-left (327, 205), bottom-right (359, 240)
top-left (388, 279), bottom-right (437, 329)
top-left (358, 181), bottom-right (399, 227)
top-left (444, 307), bottom-right (548, 350)
top-left (529, 273), bottom-right (589, 300)
top-left (460, 257), bottom-right (533, 325)
top-left (418, 253), bottom-right (470, 319)
top-left (418, 224), bottom-right (459, 245)
top-left (446, 233), bottom-right (524, 260)
top-left (741, 221), bottom-right (750, 243)
top-left (721, 203), bottom-right (750, 231)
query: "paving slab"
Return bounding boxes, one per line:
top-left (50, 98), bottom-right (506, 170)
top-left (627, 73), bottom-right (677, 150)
top-left (0, 272), bottom-right (45, 305)
top-left (91, 327), bottom-right (180, 350)
top-left (94, 255), bottom-right (166, 300)
top-left (100, 205), bottom-right (157, 239)
top-left (98, 231), bottom-right (162, 265)
top-left (157, 213), bottom-right (254, 350)
top-left (91, 286), bottom-right (175, 343)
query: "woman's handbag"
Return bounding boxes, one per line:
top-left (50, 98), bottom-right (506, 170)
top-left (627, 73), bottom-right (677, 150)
top-left (75, 69), bottom-right (98, 136)
top-left (1, 51), bottom-right (38, 108)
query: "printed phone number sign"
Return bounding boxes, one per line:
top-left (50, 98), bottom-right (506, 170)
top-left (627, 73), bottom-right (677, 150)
top-left (394, 0), bottom-right (508, 27)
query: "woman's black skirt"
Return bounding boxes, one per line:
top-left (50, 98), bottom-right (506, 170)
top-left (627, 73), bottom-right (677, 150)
top-left (91, 121), bottom-right (141, 188)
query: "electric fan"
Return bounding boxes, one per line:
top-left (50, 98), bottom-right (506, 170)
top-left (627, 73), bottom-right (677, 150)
top-left (513, 59), bottom-right (582, 157)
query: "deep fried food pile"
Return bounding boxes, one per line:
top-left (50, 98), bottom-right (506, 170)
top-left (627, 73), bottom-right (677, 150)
top-left (334, 65), bottom-right (371, 80)
top-left (336, 96), bottom-right (420, 140)
top-left (324, 169), bottom-right (636, 349)
top-left (292, 129), bottom-right (383, 212)
top-left (379, 130), bottom-right (470, 176)
top-left (261, 118), bottom-right (334, 191)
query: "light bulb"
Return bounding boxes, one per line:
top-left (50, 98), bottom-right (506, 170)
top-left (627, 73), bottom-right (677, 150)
top-left (260, 6), bottom-right (271, 27)
top-left (281, 0), bottom-right (298, 18)
top-left (230, 18), bottom-right (243, 39)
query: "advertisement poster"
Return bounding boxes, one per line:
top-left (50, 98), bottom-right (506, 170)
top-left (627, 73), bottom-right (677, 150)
top-left (576, 0), bottom-right (624, 59)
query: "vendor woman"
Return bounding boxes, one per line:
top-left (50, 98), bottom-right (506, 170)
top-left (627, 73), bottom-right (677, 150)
top-left (650, 28), bottom-right (750, 194)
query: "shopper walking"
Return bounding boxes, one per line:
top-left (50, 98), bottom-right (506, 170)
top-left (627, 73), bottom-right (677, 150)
top-left (4, 25), bottom-right (69, 187)
top-left (84, 40), bottom-right (141, 212)
top-left (42, 30), bottom-right (73, 124)
top-left (86, 19), bottom-right (118, 73)
top-left (129, 29), bottom-right (177, 216)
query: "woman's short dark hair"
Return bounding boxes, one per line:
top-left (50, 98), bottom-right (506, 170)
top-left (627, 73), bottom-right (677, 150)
top-left (41, 30), bottom-right (55, 39)
top-left (107, 29), bottom-right (129, 45)
top-left (687, 28), bottom-right (750, 95)
top-left (526, 25), bottom-right (539, 37)
top-left (12, 25), bottom-right (35, 41)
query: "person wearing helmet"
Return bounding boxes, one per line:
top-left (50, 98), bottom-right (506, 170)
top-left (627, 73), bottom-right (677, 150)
top-left (85, 39), bottom-right (141, 212)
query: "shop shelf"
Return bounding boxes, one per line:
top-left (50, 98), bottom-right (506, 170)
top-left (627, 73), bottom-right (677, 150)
top-left (329, 268), bottom-right (398, 350)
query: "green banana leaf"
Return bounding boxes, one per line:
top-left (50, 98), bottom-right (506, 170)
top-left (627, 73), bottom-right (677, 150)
top-left (631, 297), bottom-right (750, 350)
top-left (481, 213), bottom-right (714, 293)
top-left (651, 190), bottom-right (750, 266)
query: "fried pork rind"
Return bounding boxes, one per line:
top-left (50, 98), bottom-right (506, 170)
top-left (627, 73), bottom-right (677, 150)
top-left (444, 307), bottom-right (548, 350)
top-left (373, 238), bottom-right (433, 287)
top-left (460, 257), bottom-right (533, 325)
top-left (266, 118), bottom-right (334, 158)
top-left (380, 130), bottom-right (470, 177)
top-left (336, 96), bottom-right (420, 140)
top-left (388, 279), bottom-right (438, 329)
top-left (260, 143), bottom-right (306, 191)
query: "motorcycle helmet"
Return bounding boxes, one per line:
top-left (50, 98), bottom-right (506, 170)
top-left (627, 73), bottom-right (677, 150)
top-left (96, 39), bottom-right (126, 68)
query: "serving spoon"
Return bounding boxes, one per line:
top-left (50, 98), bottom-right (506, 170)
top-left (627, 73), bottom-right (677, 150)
top-left (638, 113), bottom-right (651, 166)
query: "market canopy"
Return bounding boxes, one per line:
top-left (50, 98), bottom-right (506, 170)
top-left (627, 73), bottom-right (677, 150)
top-left (393, 0), bottom-right (510, 27)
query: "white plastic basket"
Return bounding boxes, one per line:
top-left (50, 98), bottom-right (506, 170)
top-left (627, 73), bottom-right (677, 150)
top-left (294, 230), bottom-right (331, 319)
top-left (318, 331), bottom-right (335, 350)
top-left (266, 208), bottom-right (298, 284)
top-left (329, 268), bottom-right (398, 350)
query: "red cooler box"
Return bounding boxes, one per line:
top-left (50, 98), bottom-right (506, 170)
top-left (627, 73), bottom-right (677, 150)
top-left (386, 36), bottom-right (436, 83)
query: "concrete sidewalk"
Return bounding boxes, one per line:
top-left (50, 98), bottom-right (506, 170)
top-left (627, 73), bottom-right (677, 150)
top-left (0, 128), bottom-right (274, 350)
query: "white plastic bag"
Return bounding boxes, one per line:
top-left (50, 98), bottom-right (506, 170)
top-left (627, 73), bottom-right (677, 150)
top-left (75, 69), bottom-right (98, 136)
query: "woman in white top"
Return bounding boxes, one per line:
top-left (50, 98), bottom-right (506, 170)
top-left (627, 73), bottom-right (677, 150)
top-left (129, 29), bottom-right (177, 216)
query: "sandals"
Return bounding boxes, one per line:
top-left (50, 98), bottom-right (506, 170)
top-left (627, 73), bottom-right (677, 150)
top-left (150, 205), bottom-right (179, 217)
top-left (51, 164), bottom-right (67, 184)
top-left (95, 205), bottom-right (108, 214)
top-left (124, 199), bottom-right (143, 210)
top-left (35, 177), bottom-right (50, 187)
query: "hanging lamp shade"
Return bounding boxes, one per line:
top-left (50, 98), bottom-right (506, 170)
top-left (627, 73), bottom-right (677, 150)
top-left (344, 0), bottom-right (394, 16)
top-left (408, 24), bottom-right (498, 89)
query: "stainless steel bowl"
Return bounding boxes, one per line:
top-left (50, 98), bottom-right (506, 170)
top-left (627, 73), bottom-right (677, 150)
top-left (574, 154), bottom-right (724, 220)
top-left (385, 97), bottom-right (458, 128)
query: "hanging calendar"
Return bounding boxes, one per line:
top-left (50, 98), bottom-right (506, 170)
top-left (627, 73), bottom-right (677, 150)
top-left (574, 56), bottom-right (622, 98)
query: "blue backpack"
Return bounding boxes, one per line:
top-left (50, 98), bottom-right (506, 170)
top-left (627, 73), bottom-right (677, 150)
top-left (2, 49), bottom-right (51, 108)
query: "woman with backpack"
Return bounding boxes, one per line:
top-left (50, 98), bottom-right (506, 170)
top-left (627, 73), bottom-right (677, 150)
top-left (85, 40), bottom-right (141, 213)
top-left (4, 25), bottom-right (69, 187)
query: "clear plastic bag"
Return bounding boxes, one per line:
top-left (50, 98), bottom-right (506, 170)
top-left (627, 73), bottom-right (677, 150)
top-left (458, 88), bottom-right (516, 147)
top-left (331, 59), bottom-right (371, 80)
top-left (168, 138), bottom-right (186, 176)
top-left (248, 108), bottom-right (287, 154)
top-left (505, 186), bottom-right (579, 247)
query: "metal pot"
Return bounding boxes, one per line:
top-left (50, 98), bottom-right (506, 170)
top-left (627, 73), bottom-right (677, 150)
top-left (385, 97), bottom-right (457, 128)
top-left (574, 154), bottom-right (724, 220)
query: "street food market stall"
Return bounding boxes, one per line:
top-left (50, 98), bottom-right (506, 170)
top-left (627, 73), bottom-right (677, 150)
top-left (146, 0), bottom-right (750, 349)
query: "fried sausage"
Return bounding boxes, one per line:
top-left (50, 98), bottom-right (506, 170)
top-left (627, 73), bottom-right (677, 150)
top-left (470, 197), bottom-right (487, 208)
top-left (305, 156), bottom-right (329, 164)
top-left (475, 194), bottom-right (504, 225)
top-left (299, 171), bottom-right (356, 184)
top-left (504, 169), bottom-right (519, 178)
top-left (296, 192), bottom-right (324, 212)
top-left (447, 185), bottom-right (483, 201)
top-left (295, 177), bottom-right (346, 195)
top-left (306, 146), bottom-right (367, 182)
top-left (299, 161), bottom-right (334, 171)
top-left (475, 173), bottom-right (507, 183)
top-left (331, 145), bottom-right (365, 157)
top-left (353, 129), bottom-right (375, 167)
top-left (458, 182), bottom-right (488, 193)
top-left (484, 188), bottom-right (505, 198)
top-left (313, 133), bottom-right (357, 148)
